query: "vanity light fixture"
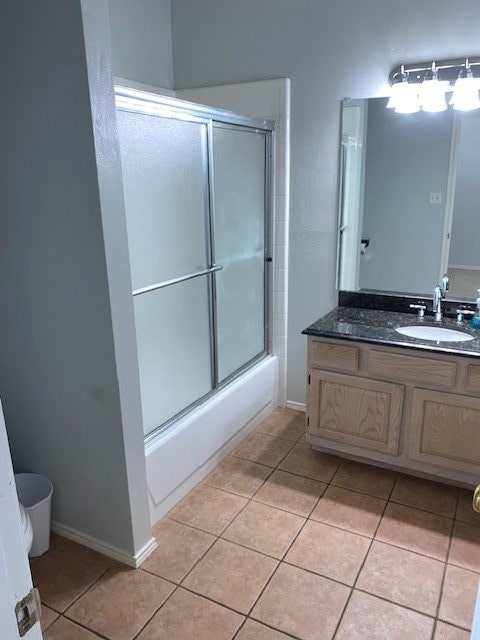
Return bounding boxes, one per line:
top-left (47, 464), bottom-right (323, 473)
top-left (388, 56), bottom-right (480, 113)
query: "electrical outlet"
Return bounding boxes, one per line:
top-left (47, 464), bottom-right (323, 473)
top-left (429, 192), bottom-right (443, 205)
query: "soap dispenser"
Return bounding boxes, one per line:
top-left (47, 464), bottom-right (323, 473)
top-left (470, 289), bottom-right (480, 329)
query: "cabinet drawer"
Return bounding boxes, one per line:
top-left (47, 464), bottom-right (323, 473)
top-left (308, 370), bottom-right (403, 455)
top-left (368, 350), bottom-right (457, 388)
top-left (466, 365), bottom-right (480, 394)
top-left (409, 388), bottom-right (480, 474)
top-left (309, 339), bottom-right (358, 372)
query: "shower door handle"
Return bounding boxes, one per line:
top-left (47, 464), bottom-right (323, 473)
top-left (132, 264), bottom-right (223, 297)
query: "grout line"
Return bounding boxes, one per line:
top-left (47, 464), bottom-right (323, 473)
top-left (130, 584), bottom-right (180, 640)
top-left (53, 563), bottom-right (113, 616)
top-left (179, 580), bottom-right (274, 618)
top-left (432, 491), bottom-right (460, 639)
top-left (60, 615), bottom-right (109, 639)
top-left (331, 469), bottom-right (399, 639)
top-left (233, 617), bottom-right (302, 640)
top-left (386, 497), bottom-right (457, 520)
top-left (370, 537), bottom-right (450, 564)
top-left (203, 473), bottom-right (276, 500)
top-left (351, 587), bottom-right (437, 620)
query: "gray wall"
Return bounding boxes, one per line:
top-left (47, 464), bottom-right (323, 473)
top-left (108, 0), bottom-right (174, 88)
top-left (450, 113), bottom-right (480, 267)
top-left (170, 0), bottom-right (480, 404)
top-left (0, 0), bottom-right (151, 555)
top-left (361, 98), bottom-right (453, 295)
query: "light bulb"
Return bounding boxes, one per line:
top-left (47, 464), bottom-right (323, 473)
top-left (387, 75), bottom-right (419, 113)
top-left (450, 69), bottom-right (480, 111)
top-left (419, 68), bottom-right (447, 112)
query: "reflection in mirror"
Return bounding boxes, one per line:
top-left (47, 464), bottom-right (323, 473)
top-left (337, 97), bottom-right (480, 301)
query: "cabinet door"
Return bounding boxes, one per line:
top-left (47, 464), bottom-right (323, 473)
top-left (308, 370), bottom-right (403, 455)
top-left (409, 389), bottom-right (480, 474)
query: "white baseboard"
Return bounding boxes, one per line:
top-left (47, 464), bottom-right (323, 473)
top-left (51, 521), bottom-right (157, 568)
top-left (286, 400), bottom-right (306, 412)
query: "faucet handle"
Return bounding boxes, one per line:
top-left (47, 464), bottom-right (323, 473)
top-left (410, 303), bottom-right (426, 318)
top-left (441, 274), bottom-right (450, 296)
top-left (456, 308), bottom-right (475, 324)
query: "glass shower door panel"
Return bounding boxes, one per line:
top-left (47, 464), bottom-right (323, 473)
top-left (133, 277), bottom-right (213, 435)
top-left (117, 110), bottom-right (208, 290)
top-left (213, 127), bottom-right (266, 382)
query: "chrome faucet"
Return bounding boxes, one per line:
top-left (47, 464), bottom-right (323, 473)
top-left (433, 285), bottom-right (443, 322)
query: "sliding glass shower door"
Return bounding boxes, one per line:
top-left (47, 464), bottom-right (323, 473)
top-left (212, 126), bottom-right (267, 383)
top-left (116, 91), bottom-right (272, 438)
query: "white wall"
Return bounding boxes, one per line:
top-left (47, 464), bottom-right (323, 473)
top-left (108, 0), bottom-right (174, 88)
top-left (0, 0), bottom-right (152, 563)
top-left (170, 0), bottom-right (480, 404)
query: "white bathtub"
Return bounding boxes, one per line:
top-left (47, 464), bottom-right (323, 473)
top-left (145, 355), bottom-right (278, 524)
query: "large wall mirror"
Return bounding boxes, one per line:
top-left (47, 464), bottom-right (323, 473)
top-left (337, 97), bottom-right (480, 301)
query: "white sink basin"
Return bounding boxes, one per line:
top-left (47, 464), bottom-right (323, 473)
top-left (396, 325), bottom-right (474, 342)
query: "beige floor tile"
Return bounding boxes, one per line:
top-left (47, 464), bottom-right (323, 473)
top-left (439, 564), bottom-right (479, 629)
top-left (44, 617), bottom-right (103, 640)
top-left (40, 606), bottom-right (59, 632)
top-left (257, 409), bottom-right (306, 442)
top-left (456, 489), bottom-right (480, 526)
top-left (449, 521), bottom-right (480, 573)
top-left (252, 563), bottom-right (350, 640)
top-left (136, 589), bottom-right (243, 640)
top-left (332, 460), bottom-right (397, 499)
top-left (285, 520), bottom-right (370, 586)
top-left (434, 621), bottom-right (471, 640)
top-left (278, 443), bottom-right (341, 482)
top-left (335, 590), bottom-right (434, 640)
top-left (31, 537), bottom-right (112, 612)
top-left (253, 469), bottom-right (327, 517)
top-left (391, 474), bottom-right (458, 517)
top-left (222, 501), bottom-right (305, 559)
top-left (356, 540), bottom-right (444, 615)
top-left (204, 456), bottom-right (272, 498)
top-left (67, 565), bottom-right (174, 640)
top-left (235, 619), bottom-right (291, 639)
top-left (142, 519), bottom-right (215, 582)
top-left (310, 485), bottom-right (386, 537)
top-left (233, 432), bottom-right (294, 467)
top-left (182, 539), bottom-right (277, 614)
top-left (376, 502), bottom-right (452, 561)
top-left (167, 483), bottom-right (247, 535)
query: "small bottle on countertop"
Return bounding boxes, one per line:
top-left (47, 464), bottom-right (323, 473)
top-left (470, 289), bottom-right (480, 329)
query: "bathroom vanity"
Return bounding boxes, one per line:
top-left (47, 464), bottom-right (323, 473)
top-left (303, 306), bottom-right (480, 487)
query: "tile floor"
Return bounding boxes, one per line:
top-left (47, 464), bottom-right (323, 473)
top-left (33, 408), bottom-right (480, 640)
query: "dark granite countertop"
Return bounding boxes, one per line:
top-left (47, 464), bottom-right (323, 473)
top-left (303, 307), bottom-right (480, 358)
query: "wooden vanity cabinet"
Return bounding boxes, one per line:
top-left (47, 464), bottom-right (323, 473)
top-left (409, 389), bottom-right (480, 475)
top-left (306, 336), bottom-right (480, 485)
top-left (308, 370), bottom-right (403, 455)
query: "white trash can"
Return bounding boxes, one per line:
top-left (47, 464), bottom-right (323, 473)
top-left (15, 473), bottom-right (53, 557)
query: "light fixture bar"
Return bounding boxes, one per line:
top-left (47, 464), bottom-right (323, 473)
top-left (389, 56), bottom-right (480, 85)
